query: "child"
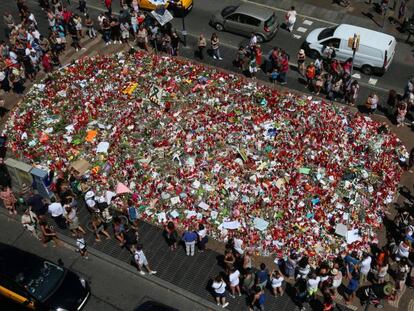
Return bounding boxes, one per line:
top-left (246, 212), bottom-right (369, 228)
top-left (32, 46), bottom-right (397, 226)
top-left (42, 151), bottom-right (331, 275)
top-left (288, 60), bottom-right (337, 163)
top-left (270, 68), bottom-right (279, 84)
top-left (76, 232), bottom-right (88, 259)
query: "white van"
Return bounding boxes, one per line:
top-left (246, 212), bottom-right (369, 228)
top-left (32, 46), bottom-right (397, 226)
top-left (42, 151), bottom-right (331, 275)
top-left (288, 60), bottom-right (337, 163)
top-left (303, 24), bottom-right (396, 75)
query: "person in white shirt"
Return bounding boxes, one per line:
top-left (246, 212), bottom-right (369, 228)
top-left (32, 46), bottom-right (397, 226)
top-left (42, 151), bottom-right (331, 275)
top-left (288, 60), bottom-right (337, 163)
top-left (233, 234), bottom-right (244, 256)
top-left (307, 272), bottom-right (320, 299)
top-left (329, 268), bottom-right (343, 296)
top-left (197, 223), bottom-right (208, 252)
top-left (76, 232), bottom-right (88, 259)
top-left (228, 268), bottom-right (241, 298)
top-left (249, 32), bottom-right (257, 47)
top-left (360, 253), bottom-right (372, 283)
top-left (48, 198), bottom-right (66, 229)
top-left (270, 270), bottom-right (284, 296)
top-left (285, 6), bottom-right (297, 32)
top-left (133, 244), bottom-right (157, 276)
top-left (21, 208), bottom-right (40, 239)
top-left (212, 275), bottom-right (229, 308)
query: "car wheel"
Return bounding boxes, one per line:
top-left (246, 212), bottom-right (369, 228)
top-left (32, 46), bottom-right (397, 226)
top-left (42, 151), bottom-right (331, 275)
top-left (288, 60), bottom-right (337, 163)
top-left (256, 34), bottom-right (265, 43)
top-left (307, 49), bottom-right (320, 59)
top-left (214, 23), bottom-right (224, 31)
top-left (361, 65), bottom-right (373, 75)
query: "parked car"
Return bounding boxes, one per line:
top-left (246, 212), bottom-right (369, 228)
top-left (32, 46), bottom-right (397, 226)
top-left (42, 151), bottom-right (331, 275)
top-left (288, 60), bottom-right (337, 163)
top-left (302, 24), bottom-right (396, 75)
top-left (0, 243), bottom-right (90, 310)
top-left (138, 0), bottom-right (193, 15)
top-left (209, 3), bottom-right (279, 43)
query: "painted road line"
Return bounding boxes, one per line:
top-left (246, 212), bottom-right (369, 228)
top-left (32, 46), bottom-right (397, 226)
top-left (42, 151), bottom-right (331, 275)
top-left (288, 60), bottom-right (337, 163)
top-left (293, 34), bottom-right (302, 39)
top-left (296, 27), bottom-right (308, 33)
top-left (352, 73), bottom-right (361, 79)
top-left (242, 0), bottom-right (337, 26)
top-left (303, 20), bottom-right (314, 26)
top-left (368, 78), bottom-right (378, 85)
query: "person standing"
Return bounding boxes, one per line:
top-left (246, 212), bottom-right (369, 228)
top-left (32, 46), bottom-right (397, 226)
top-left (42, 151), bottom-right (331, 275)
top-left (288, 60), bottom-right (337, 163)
top-left (242, 268), bottom-right (256, 296)
top-left (76, 231), bottom-right (88, 259)
top-left (84, 14), bottom-right (96, 38)
top-left (0, 185), bottom-right (17, 215)
top-left (48, 197), bottom-right (66, 229)
top-left (249, 286), bottom-right (265, 311)
top-left (224, 249), bottom-right (236, 275)
top-left (133, 244), bottom-right (157, 275)
top-left (211, 33), bottom-right (222, 60)
top-left (228, 267), bottom-right (242, 298)
top-left (197, 223), bottom-right (208, 252)
top-left (270, 270), bottom-right (284, 296)
top-left (255, 263), bottom-right (269, 290)
top-left (396, 101), bottom-right (408, 127)
top-left (64, 204), bottom-right (85, 236)
top-left (297, 49), bottom-right (306, 76)
top-left (344, 271), bottom-right (360, 304)
top-left (21, 208), bottom-right (40, 239)
top-left (365, 92), bottom-right (379, 114)
top-left (305, 62), bottom-right (316, 90)
top-left (39, 216), bottom-right (61, 247)
top-left (105, 0), bottom-right (112, 16)
top-left (360, 252), bottom-right (372, 284)
top-left (182, 226), bottom-right (197, 256)
top-left (285, 6), bottom-right (297, 32)
top-left (197, 34), bottom-right (207, 60)
top-left (279, 51), bottom-right (289, 85)
top-left (306, 272), bottom-right (321, 301)
top-left (163, 221), bottom-right (179, 251)
top-left (212, 275), bottom-right (229, 308)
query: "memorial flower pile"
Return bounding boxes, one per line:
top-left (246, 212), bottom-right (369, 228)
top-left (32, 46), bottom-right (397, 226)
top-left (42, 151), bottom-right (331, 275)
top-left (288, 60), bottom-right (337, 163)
top-left (4, 51), bottom-right (405, 259)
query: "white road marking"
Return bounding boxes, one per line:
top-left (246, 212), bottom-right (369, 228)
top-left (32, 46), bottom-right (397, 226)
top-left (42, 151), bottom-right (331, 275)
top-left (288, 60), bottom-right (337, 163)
top-left (242, 0), bottom-right (337, 26)
top-left (303, 20), bottom-right (313, 26)
top-left (297, 27), bottom-right (308, 33)
top-left (352, 73), bottom-right (361, 79)
top-left (368, 78), bottom-right (378, 85)
top-left (293, 34), bottom-right (302, 39)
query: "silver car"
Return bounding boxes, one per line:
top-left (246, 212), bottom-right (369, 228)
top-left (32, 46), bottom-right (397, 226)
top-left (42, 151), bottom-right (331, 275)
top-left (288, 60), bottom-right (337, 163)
top-left (209, 3), bottom-right (279, 42)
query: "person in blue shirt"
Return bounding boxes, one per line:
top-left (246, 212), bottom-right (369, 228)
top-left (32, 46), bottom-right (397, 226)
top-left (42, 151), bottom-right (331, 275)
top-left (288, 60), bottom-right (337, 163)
top-left (255, 263), bottom-right (269, 289)
top-left (182, 226), bottom-right (198, 256)
top-left (344, 251), bottom-right (360, 275)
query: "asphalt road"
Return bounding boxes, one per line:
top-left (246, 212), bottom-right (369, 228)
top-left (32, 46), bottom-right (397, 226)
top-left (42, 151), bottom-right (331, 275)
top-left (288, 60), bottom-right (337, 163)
top-left (0, 212), bottom-right (209, 311)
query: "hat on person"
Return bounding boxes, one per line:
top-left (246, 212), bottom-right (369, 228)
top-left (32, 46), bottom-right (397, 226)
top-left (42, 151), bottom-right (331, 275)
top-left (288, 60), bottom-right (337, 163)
top-left (85, 190), bottom-right (95, 199)
top-left (383, 283), bottom-right (395, 296)
top-left (331, 268), bottom-right (338, 276)
top-left (299, 49), bottom-right (305, 55)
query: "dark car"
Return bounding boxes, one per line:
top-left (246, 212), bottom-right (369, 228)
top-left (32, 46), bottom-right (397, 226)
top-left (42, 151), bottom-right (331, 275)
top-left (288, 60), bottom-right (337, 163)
top-left (0, 243), bottom-right (90, 311)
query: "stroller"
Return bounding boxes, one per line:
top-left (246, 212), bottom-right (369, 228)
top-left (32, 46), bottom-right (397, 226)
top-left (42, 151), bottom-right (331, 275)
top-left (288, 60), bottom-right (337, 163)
top-left (361, 283), bottom-right (395, 309)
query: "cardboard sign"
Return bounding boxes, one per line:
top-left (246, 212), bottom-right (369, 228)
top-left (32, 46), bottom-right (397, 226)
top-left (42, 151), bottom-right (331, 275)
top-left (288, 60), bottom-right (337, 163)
top-left (150, 9), bottom-right (173, 27)
top-left (149, 85), bottom-right (164, 105)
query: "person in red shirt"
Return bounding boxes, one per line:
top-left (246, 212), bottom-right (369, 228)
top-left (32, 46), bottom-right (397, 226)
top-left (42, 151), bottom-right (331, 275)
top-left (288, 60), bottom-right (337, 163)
top-left (105, 0), bottom-right (112, 15)
top-left (278, 51), bottom-right (289, 85)
top-left (42, 52), bottom-right (53, 72)
top-left (254, 44), bottom-right (262, 67)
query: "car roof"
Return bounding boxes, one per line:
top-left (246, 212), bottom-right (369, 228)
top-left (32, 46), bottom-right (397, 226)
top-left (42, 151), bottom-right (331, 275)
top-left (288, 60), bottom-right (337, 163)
top-left (234, 3), bottom-right (274, 21)
top-left (0, 243), bottom-right (43, 279)
top-left (334, 24), bottom-right (395, 50)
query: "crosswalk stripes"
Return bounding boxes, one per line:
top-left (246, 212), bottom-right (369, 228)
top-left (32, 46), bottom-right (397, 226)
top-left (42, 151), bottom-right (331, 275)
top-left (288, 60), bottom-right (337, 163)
top-left (296, 27), bottom-right (308, 33)
top-left (303, 20), bottom-right (313, 26)
top-left (368, 78), bottom-right (378, 86)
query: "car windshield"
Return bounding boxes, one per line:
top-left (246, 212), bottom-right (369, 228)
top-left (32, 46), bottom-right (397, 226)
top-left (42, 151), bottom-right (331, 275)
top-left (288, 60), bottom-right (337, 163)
top-left (317, 26), bottom-right (338, 40)
top-left (265, 13), bottom-right (276, 27)
top-left (221, 6), bottom-right (238, 17)
top-left (15, 261), bottom-right (64, 301)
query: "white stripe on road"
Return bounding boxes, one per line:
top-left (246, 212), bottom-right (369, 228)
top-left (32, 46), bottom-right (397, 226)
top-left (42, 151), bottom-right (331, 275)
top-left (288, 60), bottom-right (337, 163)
top-left (293, 34), bottom-right (302, 39)
top-left (296, 27), bottom-right (308, 33)
top-left (303, 20), bottom-right (314, 26)
top-left (352, 73), bottom-right (361, 79)
top-left (242, 0), bottom-right (337, 26)
top-left (368, 78), bottom-right (378, 85)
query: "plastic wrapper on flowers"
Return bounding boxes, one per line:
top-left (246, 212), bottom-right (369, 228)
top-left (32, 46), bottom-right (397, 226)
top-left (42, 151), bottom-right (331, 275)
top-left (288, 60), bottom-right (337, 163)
top-left (3, 51), bottom-right (405, 261)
